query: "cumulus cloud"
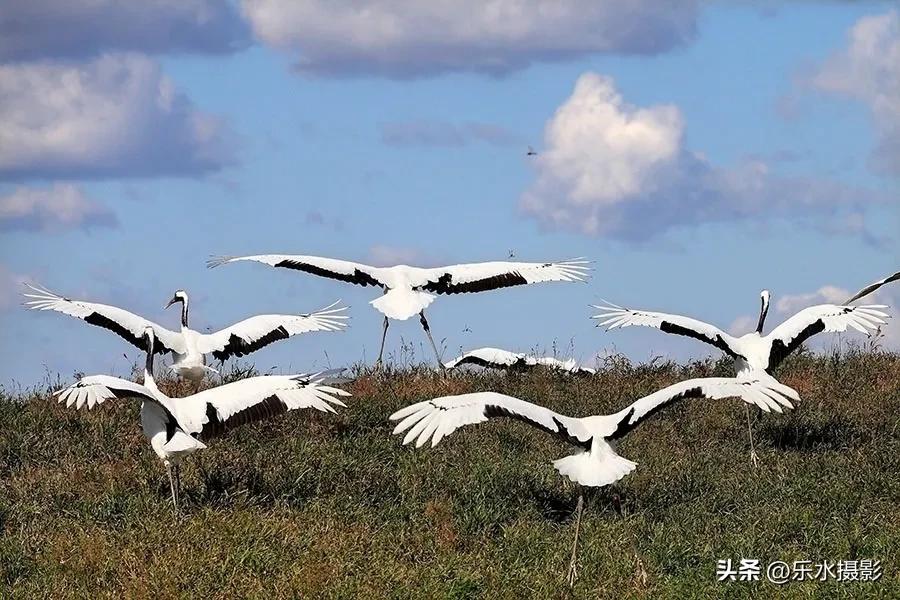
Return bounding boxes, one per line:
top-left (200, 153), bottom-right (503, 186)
top-left (808, 10), bottom-right (900, 176)
top-left (241, 0), bottom-right (698, 78)
top-left (0, 54), bottom-right (234, 180)
top-left (521, 72), bottom-right (889, 241)
top-left (380, 120), bottom-right (519, 147)
top-left (0, 0), bottom-right (250, 61)
top-left (0, 184), bottom-right (116, 232)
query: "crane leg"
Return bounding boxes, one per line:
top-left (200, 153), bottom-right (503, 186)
top-left (746, 404), bottom-right (759, 467)
top-left (174, 464), bottom-right (182, 507)
top-left (567, 492), bottom-right (585, 587)
top-left (375, 317), bottom-right (390, 370)
top-left (418, 310), bottom-right (445, 370)
top-left (166, 463), bottom-right (178, 513)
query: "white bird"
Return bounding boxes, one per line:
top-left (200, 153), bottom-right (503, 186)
top-left (54, 327), bottom-right (350, 510)
top-left (208, 254), bottom-right (589, 368)
top-left (445, 347), bottom-right (595, 374)
top-left (592, 282), bottom-right (892, 464)
top-left (24, 284), bottom-right (347, 389)
top-left (390, 377), bottom-right (797, 584)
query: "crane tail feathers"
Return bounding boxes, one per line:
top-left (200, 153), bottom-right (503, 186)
top-left (552, 445), bottom-right (637, 487)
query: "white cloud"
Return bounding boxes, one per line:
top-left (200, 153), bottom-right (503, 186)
top-left (521, 72), bottom-right (890, 241)
top-left (775, 285), bottom-right (852, 314)
top-left (728, 315), bottom-right (757, 337)
top-left (0, 184), bottom-right (116, 232)
top-left (241, 0), bottom-right (698, 78)
top-left (809, 10), bottom-right (900, 176)
top-left (0, 54), bottom-right (234, 180)
top-left (0, 0), bottom-right (249, 61)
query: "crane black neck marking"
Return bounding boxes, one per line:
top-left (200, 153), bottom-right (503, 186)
top-left (180, 298), bottom-right (189, 328)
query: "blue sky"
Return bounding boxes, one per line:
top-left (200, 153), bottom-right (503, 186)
top-left (2, 1), bottom-right (898, 387)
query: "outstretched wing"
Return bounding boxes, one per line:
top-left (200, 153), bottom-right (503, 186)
top-left (389, 391), bottom-right (591, 449)
top-left (24, 284), bottom-right (184, 355)
top-left (444, 347), bottom-right (527, 370)
top-left (175, 374), bottom-right (350, 441)
top-left (196, 302), bottom-right (348, 361)
top-left (208, 254), bottom-right (385, 288)
top-left (766, 304), bottom-right (889, 369)
top-left (418, 259), bottom-right (589, 295)
top-left (845, 271), bottom-right (900, 304)
top-left (607, 376), bottom-right (799, 440)
top-left (55, 375), bottom-right (160, 410)
top-left (592, 301), bottom-right (739, 358)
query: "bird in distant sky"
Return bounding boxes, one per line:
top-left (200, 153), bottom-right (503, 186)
top-left (526, 146), bottom-right (537, 156)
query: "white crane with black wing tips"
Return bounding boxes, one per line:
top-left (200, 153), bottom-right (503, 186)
top-left (592, 272), bottom-right (895, 464)
top-left (209, 254), bottom-right (589, 369)
top-left (25, 284), bottom-right (347, 390)
top-left (445, 347), bottom-right (595, 374)
top-left (54, 327), bottom-right (350, 511)
top-left (390, 377), bottom-right (798, 584)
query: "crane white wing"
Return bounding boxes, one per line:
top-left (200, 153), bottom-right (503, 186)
top-left (444, 347), bottom-right (527, 370)
top-left (844, 270), bottom-right (900, 304)
top-left (766, 304), bottom-right (889, 368)
top-left (417, 259), bottom-right (589, 294)
top-left (606, 376), bottom-right (799, 440)
top-left (175, 374), bottom-right (351, 440)
top-left (389, 391), bottom-right (591, 449)
top-left (195, 302), bottom-right (348, 361)
top-left (208, 254), bottom-right (385, 287)
top-left (55, 375), bottom-right (162, 411)
top-left (592, 301), bottom-right (739, 358)
top-left (444, 347), bottom-right (594, 374)
top-left (24, 284), bottom-right (184, 355)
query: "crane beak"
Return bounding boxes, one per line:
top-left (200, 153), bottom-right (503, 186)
top-left (165, 296), bottom-right (178, 309)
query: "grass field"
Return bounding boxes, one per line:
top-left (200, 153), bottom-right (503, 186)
top-left (1, 348), bottom-right (898, 598)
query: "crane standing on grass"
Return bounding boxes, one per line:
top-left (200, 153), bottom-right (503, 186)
top-left (54, 327), bottom-right (350, 512)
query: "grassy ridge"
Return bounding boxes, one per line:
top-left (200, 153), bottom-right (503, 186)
top-left (1, 350), bottom-right (899, 598)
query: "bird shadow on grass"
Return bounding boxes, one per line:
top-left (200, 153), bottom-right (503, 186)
top-left (182, 465), bottom-right (317, 510)
top-left (530, 485), bottom-right (624, 523)
top-left (758, 418), bottom-right (858, 452)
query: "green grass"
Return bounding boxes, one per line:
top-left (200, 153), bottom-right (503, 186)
top-left (1, 349), bottom-right (898, 598)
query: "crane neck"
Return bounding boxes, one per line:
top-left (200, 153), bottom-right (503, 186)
top-left (756, 296), bottom-right (769, 333)
top-left (180, 297), bottom-right (189, 328)
top-left (144, 334), bottom-right (157, 389)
